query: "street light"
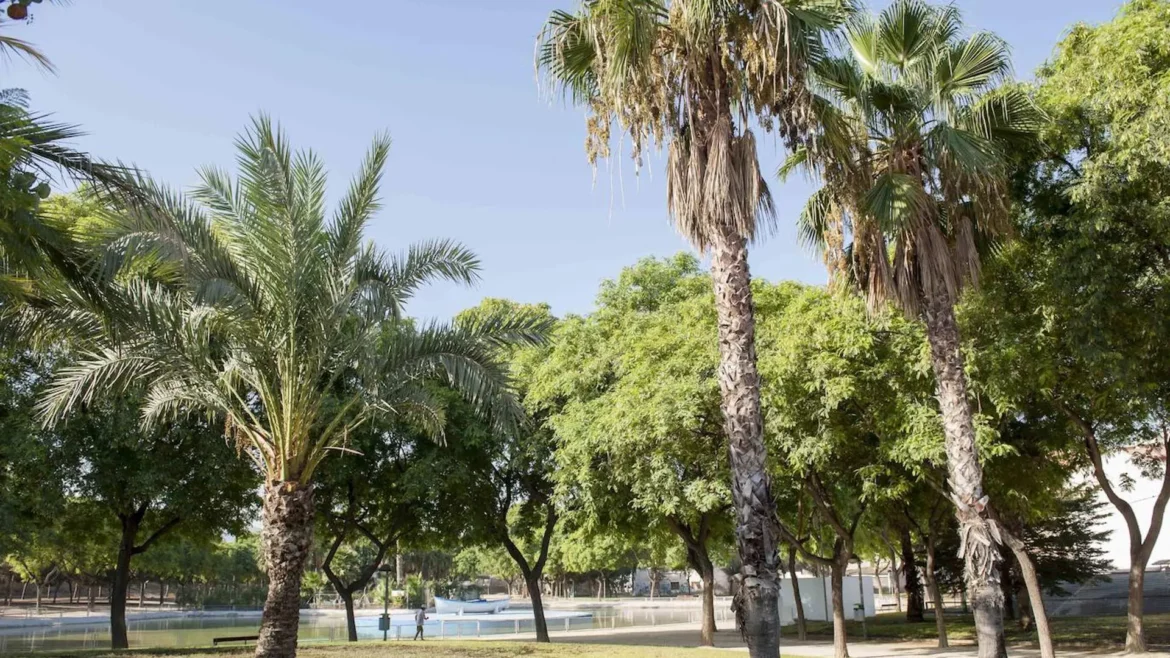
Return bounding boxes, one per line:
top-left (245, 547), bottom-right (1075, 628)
top-left (378, 562), bottom-right (394, 641)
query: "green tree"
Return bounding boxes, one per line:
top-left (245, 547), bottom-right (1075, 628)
top-left (528, 254), bottom-right (732, 645)
top-left (424, 301), bottom-right (559, 642)
top-left (963, 1), bottom-right (1170, 651)
top-left (783, 2), bottom-right (1042, 654)
top-left (46, 395), bottom-right (257, 648)
top-left (31, 117), bottom-right (546, 658)
top-left (314, 413), bottom-right (434, 641)
top-left (757, 284), bottom-right (920, 658)
top-left (537, 4), bottom-right (851, 653)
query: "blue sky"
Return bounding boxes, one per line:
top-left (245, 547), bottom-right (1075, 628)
top-left (7, 0), bottom-right (1122, 320)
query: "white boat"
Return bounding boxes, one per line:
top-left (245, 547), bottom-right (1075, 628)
top-left (433, 596), bottom-right (511, 615)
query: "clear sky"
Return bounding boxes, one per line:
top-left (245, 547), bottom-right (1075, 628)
top-left (7, 0), bottom-right (1122, 321)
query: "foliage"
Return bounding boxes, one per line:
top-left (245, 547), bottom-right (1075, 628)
top-left (785, 0), bottom-right (1042, 313)
top-left (28, 117), bottom-right (547, 489)
top-left (965, 0), bottom-right (1170, 459)
top-left (527, 255), bottom-right (732, 566)
top-left (537, 0), bottom-right (851, 248)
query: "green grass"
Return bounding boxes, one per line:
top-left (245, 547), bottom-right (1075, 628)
top-left (788, 611), bottom-right (1170, 650)
top-left (2, 641), bottom-right (748, 658)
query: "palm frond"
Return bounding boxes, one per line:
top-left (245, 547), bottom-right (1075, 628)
top-left (862, 171), bottom-right (931, 235)
top-left (795, 186), bottom-right (834, 253)
top-left (328, 133), bottom-right (391, 267)
top-left (0, 32), bottom-right (54, 73)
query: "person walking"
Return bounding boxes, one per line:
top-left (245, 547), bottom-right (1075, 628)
top-left (413, 606), bottom-right (429, 640)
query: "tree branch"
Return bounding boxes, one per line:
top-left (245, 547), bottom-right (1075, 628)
top-left (776, 518), bottom-right (833, 568)
top-left (132, 516), bottom-right (181, 556)
top-left (805, 472), bottom-right (851, 541)
top-left (532, 502), bottom-right (558, 576)
top-left (1140, 422), bottom-right (1170, 561)
top-left (1056, 399), bottom-right (1143, 554)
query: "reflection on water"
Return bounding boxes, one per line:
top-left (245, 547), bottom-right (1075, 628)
top-left (0, 605), bottom-right (731, 653)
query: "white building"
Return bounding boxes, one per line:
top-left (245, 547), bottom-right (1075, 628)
top-left (630, 568), bottom-right (876, 622)
top-left (779, 576), bottom-right (876, 624)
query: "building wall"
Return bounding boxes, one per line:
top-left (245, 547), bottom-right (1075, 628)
top-left (778, 576), bottom-right (875, 624)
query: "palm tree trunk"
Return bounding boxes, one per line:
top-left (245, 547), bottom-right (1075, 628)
top-left (255, 482), bottom-right (315, 658)
top-left (788, 547), bottom-right (807, 641)
top-left (710, 229), bottom-right (780, 658)
top-left (922, 292), bottom-right (1007, 658)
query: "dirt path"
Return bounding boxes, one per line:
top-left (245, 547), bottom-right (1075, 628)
top-left (480, 622), bottom-right (1170, 657)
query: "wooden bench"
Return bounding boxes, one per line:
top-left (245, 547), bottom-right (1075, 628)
top-left (212, 635), bottom-right (260, 647)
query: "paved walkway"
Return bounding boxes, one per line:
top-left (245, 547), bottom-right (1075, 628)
top-left (498, 622), bottom-right (1170, 657)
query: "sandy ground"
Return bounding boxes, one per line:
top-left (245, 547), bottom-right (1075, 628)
top-left (468, 622), bottom-right (1170, 657)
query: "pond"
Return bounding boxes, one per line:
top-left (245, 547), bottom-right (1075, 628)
top-left (0, 604), bottom-right (730, 653)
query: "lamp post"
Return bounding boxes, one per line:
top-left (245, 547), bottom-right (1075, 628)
top-left (378, 562), bottom-right (394, 641)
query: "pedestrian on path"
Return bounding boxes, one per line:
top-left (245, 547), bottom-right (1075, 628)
top-left (413, 606), bottom-right (428, 640)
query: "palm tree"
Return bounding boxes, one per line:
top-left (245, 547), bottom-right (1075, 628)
top-left (780, 2), bottom-right (1040, 656)
top-left (0, 14), bottom-right (134, 303)
top-left (32, 117), bottom-right (548, 658)
top-left (538, 1), bottom-right (850, 653)
top-left (0, 91), bottom-right (135, 303)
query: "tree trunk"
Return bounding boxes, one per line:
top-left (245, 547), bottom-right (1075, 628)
top-left (1127, 561), bottom-right (1146, 653)
top-left (527, 574), bottom-right (550, 642)
top-left (1017, 580), bottom-right (1033, 631)
top-left (88, 585), bottom-right (96, 613)
top-left (924, 536), bottom-right (948, 648)
top-left (138, 580), bottom-right (147, 609)
top-left (1001, 564), bottom-right (1016, 621)
top-left (923, 292), bottom-right (1007, 658)
top-left (340, 590), bottom-right (357, 642)
top-left (710, 229), bottom-right (780, 658)
top-left (1064, 408), bottom-right (1170, 653)
top-left (1000, 532), bottom-right (1054, 658)
top-left (111, 515), bottom-right (137, 650)
top-left (160, 582), bottom-right (167, 606)
top-left (900, 526), bottom-right (924, 623)
top-left (255, 482), bottom-right (315, 658)
top-left (5, 571), bottom-right (13, 606)
top-left (830, 558), bottom-right (849, 658)
top-left (887, 550), bottom-right (902, 613)
top-left (788, 547), bottom-right (807, 641)
top-left (694, 559), bottom-right (717, 646)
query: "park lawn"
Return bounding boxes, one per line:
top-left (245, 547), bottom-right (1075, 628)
top-left (789, 612), bottom-right (1170, 650)
top-left (5, 641), bottom-right (752, 658)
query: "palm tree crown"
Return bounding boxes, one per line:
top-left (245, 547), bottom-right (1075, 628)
top-left (783, 0), bottom-right (1041, 313)
top-left (538, 0), bottom-right (852, 250)
top-left (0, 90), bottom-right (136, 301)
top-left (35, 116), bottom-right (547, 487)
